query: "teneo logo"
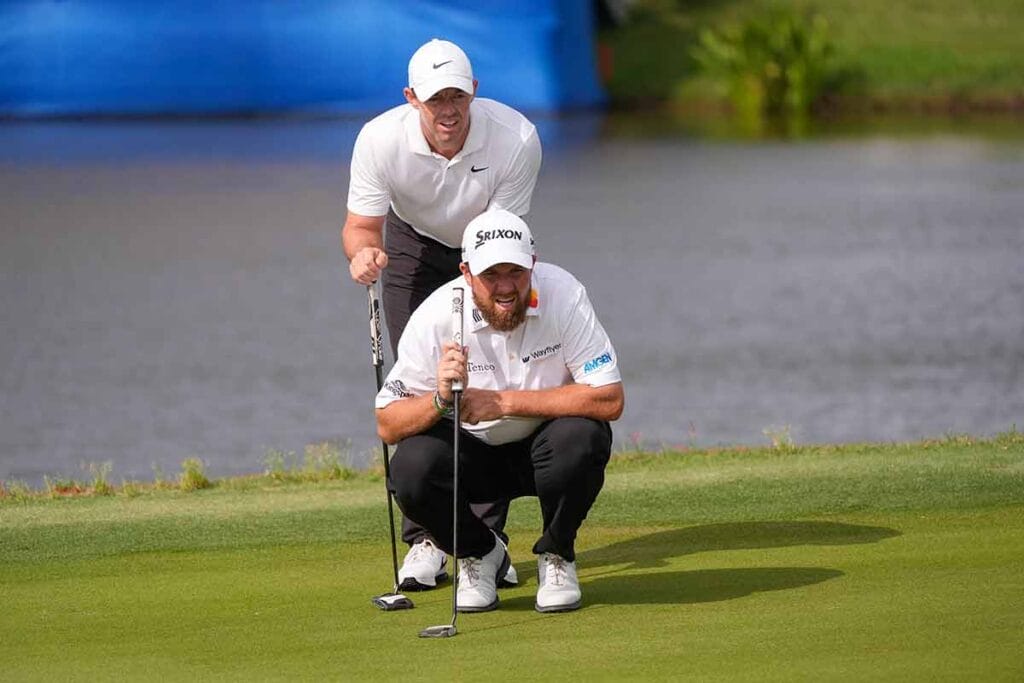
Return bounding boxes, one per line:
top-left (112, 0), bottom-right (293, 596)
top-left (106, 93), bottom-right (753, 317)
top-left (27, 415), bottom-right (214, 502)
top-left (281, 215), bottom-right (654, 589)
top-left (475, 228), bottom-right (523, 249)
top-left (583, 352), bottom-right (613, 374)
top-left (384, 379), bottom-right (413, 398)
top-left (468, 361), bottom-right (496, 374)
top-left (522, 343), bottom-right (562, 364)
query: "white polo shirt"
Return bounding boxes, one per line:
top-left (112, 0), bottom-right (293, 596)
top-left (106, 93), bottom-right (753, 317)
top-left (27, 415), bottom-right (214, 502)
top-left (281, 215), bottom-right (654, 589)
top-left (376, 263), bottom-right (621, 445)
top-left (347, 98), bottom-right (542, 248)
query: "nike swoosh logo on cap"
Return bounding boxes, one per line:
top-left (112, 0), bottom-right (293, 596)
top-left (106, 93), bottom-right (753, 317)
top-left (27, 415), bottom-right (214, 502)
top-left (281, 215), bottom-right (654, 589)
top-left (432, 60), bottom-right (452, 69)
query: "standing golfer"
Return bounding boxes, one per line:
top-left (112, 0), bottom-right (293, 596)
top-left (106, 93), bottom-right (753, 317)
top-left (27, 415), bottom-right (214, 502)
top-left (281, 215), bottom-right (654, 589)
top-left (376, 210), bottom-right (623, 613)
top-left (343, 38), bottom-right (541, 591)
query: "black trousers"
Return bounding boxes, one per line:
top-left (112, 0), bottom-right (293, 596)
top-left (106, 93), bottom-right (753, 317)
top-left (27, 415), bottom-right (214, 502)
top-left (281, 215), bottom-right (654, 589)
top-left (381, 210), bottom-right (510, 545)
top-left (388, 417), bottom-right (613, 562)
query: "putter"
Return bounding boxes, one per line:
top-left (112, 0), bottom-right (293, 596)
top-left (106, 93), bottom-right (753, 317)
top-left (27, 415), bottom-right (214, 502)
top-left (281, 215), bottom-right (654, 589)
top-left (367, 284), bottom-right (414, 612)
top-left (418, 286), bottom-right (465, 638)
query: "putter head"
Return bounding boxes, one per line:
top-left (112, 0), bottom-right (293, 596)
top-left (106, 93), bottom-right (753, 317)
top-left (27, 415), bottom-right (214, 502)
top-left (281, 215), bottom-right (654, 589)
top-left (418, 624), bottom-right (457, 638)
top-left (372, 593), bottom-right (414, 611)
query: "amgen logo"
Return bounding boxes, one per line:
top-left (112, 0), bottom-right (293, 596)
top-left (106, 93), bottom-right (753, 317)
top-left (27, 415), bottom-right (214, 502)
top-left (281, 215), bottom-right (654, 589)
top-left (583, 352), bottom-right (613, 374)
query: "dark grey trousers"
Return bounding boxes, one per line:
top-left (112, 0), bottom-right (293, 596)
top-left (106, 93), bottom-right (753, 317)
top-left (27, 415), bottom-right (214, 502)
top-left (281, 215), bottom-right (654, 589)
top-left (388, 417), bottom-right (613, 562)
top-left (381, 210), bottom-right (510, 545)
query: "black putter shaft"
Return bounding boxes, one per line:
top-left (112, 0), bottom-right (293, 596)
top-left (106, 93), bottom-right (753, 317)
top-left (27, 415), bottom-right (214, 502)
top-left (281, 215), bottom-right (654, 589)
top-left (449, 285), bottom-right (465, 631)
top-left (450, 386), bottom-right (461, 629)
top-left (367, 284), bottom-right (411, 611)
top-left (375, 381), bottom-right (401, 592)
top-left (419, 285), bottom-right (464, 638)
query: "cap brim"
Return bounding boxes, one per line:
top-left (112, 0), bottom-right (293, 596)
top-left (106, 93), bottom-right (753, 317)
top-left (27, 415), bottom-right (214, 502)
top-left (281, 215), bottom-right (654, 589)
top-left (467, 250), bottom-right (534, 275)
top-left (412, 75), bottom-right (474, 102)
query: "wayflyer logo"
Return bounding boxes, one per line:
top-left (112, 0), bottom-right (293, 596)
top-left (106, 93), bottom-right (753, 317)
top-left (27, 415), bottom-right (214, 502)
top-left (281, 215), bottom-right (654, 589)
top-left (522, 342), bottom-right (562, 364)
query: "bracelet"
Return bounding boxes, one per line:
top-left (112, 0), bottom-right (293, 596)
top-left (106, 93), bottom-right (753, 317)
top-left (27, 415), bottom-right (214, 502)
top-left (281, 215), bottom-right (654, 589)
top-left (432, 391), bottom-right (454, 416)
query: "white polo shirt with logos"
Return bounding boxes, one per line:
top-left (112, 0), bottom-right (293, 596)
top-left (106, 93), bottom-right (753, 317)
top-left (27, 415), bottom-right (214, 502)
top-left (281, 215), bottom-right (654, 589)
top-left (347, 98), bottom-right (542, 248)
top-left (375, 263), bottom-right (621, 445)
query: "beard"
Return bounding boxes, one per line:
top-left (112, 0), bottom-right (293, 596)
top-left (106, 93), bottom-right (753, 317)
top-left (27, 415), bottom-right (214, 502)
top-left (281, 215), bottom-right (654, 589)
top-left (473, 289), bottom-right (528, 332)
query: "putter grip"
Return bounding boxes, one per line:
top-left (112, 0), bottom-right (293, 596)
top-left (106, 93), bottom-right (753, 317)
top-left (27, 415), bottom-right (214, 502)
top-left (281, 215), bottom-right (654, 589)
top-left (451, 287), bottom-right (464, 392)
top-left (368, 284), bottom-right (383, 368)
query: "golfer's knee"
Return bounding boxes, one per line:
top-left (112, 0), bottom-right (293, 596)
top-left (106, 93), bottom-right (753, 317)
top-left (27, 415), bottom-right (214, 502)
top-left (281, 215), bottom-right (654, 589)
top-left (538, 417), bottom-right (612, 476)
top-left (389, 436), bottom-right (449, 505)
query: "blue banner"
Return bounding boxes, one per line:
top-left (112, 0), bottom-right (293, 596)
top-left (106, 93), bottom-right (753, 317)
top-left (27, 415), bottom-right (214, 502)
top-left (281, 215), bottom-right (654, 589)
top-left (0, 0), bottom-right (605, 116)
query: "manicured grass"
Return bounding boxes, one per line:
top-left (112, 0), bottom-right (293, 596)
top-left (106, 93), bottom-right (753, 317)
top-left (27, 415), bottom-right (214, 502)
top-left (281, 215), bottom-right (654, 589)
top-left (2, 433), bottom-right (1023, 680)
top-left (602, 0), bottom-right (1024, 106)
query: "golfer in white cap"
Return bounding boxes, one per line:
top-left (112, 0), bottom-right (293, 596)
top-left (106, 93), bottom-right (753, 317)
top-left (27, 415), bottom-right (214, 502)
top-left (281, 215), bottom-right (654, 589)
top-left (342, 39), bottom-right (542, 592)
top-left (376, 210), bottom-right (624, 613)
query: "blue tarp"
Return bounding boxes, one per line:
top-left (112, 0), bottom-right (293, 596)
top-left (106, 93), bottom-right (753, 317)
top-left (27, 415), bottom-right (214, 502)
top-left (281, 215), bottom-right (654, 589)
top-left (0, 0), bottom-right (605, 116)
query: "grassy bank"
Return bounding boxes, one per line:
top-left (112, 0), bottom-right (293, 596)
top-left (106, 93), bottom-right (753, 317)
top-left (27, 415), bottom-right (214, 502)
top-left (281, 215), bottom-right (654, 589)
top-left (2, 431), bottom-right (1023, 679)
top-left (601, 0), bottom-right (1024, 111)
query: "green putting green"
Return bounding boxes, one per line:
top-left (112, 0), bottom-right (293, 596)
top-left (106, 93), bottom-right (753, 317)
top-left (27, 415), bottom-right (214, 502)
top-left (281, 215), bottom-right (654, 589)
top-left (3, 435), bottom-right (1022, 680)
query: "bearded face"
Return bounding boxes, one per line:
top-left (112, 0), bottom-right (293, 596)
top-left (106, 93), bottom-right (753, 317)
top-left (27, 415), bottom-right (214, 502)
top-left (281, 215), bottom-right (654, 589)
top-left (473, 286), bottom-right (528, 331)
top-left (465, 263), bottom-right (532, 332)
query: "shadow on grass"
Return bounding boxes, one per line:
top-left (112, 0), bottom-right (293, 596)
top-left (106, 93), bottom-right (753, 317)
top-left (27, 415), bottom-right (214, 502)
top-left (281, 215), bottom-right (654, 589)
top-left (498, 521), bottom-right (895, 611)
top-left (500, 566), bottom-right (843, 610)
top-left (586, 566), bottom-right (844, 605)
top-left (576, 520), bottom-right (900, 571)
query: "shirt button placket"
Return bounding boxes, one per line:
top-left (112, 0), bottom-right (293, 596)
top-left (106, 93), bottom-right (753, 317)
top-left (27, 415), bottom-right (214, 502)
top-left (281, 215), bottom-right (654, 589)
top-left (507, 334), bottom-right (523, 385)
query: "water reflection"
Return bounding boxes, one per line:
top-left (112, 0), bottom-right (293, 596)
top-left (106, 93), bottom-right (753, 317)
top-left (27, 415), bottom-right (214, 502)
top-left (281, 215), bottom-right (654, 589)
top-left (1, 112), bottom-right (1021, 484)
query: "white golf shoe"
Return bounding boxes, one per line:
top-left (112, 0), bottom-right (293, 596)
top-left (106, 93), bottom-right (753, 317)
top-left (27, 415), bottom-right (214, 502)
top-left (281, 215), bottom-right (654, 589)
top-left (456, 534), bottom-right (511, 613)
top-left (535, 553), bottom-right (582, 613)
top-left (397, 538), bottom-right (448, 591)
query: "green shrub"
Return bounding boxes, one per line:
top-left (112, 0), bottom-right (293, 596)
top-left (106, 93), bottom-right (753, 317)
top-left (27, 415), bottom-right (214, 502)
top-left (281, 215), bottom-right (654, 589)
top-left (692, 7), bottom-right (838, 118)
top-left (262, 442), bottom-right (356, 483)
top-left (303, 440), bottom-right (355, 481)
top-left (263, 448), bottom-right (293, 482)
top-left (43, 475), bottom-right (85, 498)
top-left (763, 425), bottom-right (796, 452)
top-left (0, 479), bottom-right (34, 502)
top-left (84, 461), bottom-right (115, 496)
top-left (179, 458), bottom-right (211, 492)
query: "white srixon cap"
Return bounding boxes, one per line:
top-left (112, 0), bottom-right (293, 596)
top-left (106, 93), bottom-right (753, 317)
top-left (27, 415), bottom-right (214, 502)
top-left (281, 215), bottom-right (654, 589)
top-left (462, 210), bottom-right (535, 274)
top-left (408, 39), bottom-right (474, 101)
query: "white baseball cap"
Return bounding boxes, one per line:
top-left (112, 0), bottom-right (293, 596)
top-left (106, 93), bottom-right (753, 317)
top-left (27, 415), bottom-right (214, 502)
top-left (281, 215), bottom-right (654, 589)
top-left (461, 210), bottom-right (535, 274)
top-left (408, 39), bottom-right (474, 101)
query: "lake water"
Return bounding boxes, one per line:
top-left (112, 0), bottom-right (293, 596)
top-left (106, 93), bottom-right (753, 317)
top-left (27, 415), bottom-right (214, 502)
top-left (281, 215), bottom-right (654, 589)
top-left (2, 113), bottom-right (1022, 485)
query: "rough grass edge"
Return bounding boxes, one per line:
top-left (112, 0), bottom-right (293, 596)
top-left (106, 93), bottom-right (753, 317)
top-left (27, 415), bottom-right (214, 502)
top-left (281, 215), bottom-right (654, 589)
top-left (1, 428), bottom-right (1020, 505)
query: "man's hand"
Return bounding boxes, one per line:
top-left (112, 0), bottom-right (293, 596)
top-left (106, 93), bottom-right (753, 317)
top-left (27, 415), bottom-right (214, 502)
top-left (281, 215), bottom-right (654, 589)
top-left (349, 247), bottom-right (388, 285)
top-left (436, 341), bottom-right (467, 403)
top-left (458, 388), bottom-right (506, 424)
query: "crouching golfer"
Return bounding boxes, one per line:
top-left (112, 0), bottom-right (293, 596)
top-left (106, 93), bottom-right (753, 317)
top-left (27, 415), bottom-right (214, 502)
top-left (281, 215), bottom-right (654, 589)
top-left (375, 209), bottom-right (624, 613)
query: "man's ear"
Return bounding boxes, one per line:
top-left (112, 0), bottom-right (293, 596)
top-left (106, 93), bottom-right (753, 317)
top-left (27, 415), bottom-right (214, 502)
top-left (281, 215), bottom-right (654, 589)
top-left (460, 263), bottom-right (472, 282)
top-left (403, 87), bottom-right (419, 107)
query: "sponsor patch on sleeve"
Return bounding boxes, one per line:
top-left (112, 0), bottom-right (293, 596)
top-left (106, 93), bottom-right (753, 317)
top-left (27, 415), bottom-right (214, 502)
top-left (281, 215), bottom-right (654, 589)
top-left (383, 379), bottom-right (413, 398)
top-left (583, 352), bottom-right (613, 374)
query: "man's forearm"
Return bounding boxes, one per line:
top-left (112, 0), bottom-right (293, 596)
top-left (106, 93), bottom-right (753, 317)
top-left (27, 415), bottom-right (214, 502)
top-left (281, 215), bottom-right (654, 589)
top-left (342, 213), bottom-right (385, 260)
top-left (376, 394), bottom-right (446, 445)
top-left (468, 383), bottom-right (624, 424)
